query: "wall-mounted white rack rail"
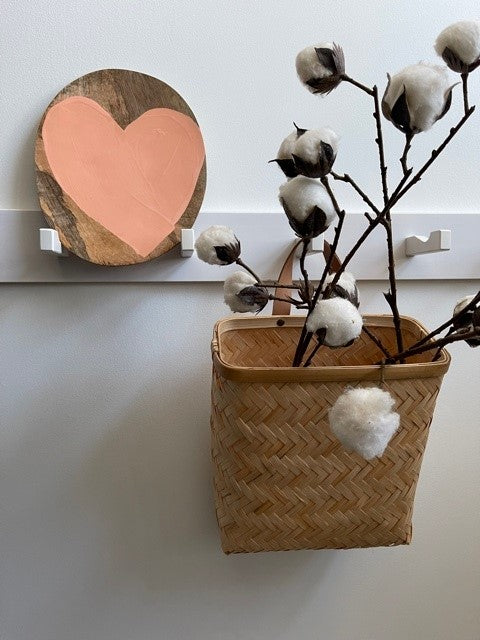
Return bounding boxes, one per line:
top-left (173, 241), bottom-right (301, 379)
top-left (0, 210), bottom-right (478, 283)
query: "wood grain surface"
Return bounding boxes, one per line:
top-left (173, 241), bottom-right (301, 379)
top-left (35, 69), bottom-right (206, 265)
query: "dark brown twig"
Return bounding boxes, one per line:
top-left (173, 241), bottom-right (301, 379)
top-left (340, 77), bottom-right (389, 206)
top-left (400, 132), bottom-right (414, 176)
top-left (326, 107), bottom-right (472, 354)
top-left (303, 339), bottom-right (324, 367)
top-left (292, 177), bottom-right (343, 365)
top-left (293, 329), bottom-right (312, 367)
top-left (328, 106), bottom-right (474, 289)
top-left (268, 295), bottom-right (306, 308)
top-left (394, 106), bottom-right (475, 202)
top-left (432, 327), bottom-right (456, 361)
top-left (331, 171), bottom-right (380, 214)
top-left (408, 291), bottom-right (480, 350)
top-left (235, 258), bottom-right (262, 283)
top-left (362, 326), bottom-right (392, 359)
top-left (341, 74), bottom-right (374, 96)
top-left (316, 177), bottom-right (346, 296)
top-left (292, 85), bottom-right (475, 368)
top-left (385, 327), bottom-right (480, 363)
top-left (380, 215), bottom-right (404, 356)
top-left (370, 84), bottom-right (402, 350)
top-left (461, 72), bottom-right (469, 115)
top-left (292, 178), bottom-right (346, 366)
top-left (261, 281), bottom-right (303, 290)
top-left (299, 239), bottom-right (312, 309)
top-left (372, 85), bottom-right (389, 206)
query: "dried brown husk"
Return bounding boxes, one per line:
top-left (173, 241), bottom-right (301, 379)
top-left (214, 239), bottom-right (241, 264)
top-left (237, 285), bottom-right (269, 312)
top-left (442, 46), bottom-right (480, 73)
top-left (305, 43), bottom-right (345, 95)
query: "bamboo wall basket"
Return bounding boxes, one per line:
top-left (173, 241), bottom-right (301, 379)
top-left (211, 314), bottom-right (450, 553)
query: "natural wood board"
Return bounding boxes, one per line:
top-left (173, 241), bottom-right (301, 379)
top-left (35, 69), bottom-right (206, 265)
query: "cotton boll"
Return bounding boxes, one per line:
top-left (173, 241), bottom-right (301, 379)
top-left (292, 127), bottom-right (339, 178)
top-left (329, 387), bottom-right (400, 460)
top-left (453, 294), bottom-right (480, 347)
top-left (435, 21), bottom-right (480, 72)
top-left (277, 131), bottom-right (299, 159)
top-left (279, 176), bottom-right (336, 238)
top-left (296, 43), bottom-right (345, 94)
top-left (195, 225), bottom-right (241, 265)
top-left (306, 297), bottom-right (362, 347)
top-left (322, 272), bottom-right (359, 308)
top-left (271, 127), bottom-right (305, 178)
top-left (224, 271), bottom-right (269, 313)
top-left (293, 128), bottom-right (338, 164)
top-left (382, 63), bottom-right (455, 134)
top-left (453, 294), bottom-right (476, 316)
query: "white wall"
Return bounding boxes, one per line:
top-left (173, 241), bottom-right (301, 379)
top-left (1, 2), bottom-right (479, 639)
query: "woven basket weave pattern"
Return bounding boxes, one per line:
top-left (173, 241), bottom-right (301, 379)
top-left (211, 316), bottom-right (448, 553)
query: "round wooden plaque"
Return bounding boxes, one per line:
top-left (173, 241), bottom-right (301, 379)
top-left (35, 69), bottom-right (206, 265)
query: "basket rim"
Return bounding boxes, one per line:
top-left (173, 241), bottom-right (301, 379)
top-left (212, 314), bottom-right (451, 383)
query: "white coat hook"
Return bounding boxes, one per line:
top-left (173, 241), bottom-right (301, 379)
top-left (405, 229), bottom-right (451, 257)
top-left (294, 234), bottom-right (324, 256)
top-left (309, 233), bottom-right (324, 253)
top-left (181, 228), bottom-right (195, 258)
top-left (39, 228), bottom-right (69, 257)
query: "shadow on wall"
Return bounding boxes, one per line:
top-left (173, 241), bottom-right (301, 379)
top-left (78, 372), bottom-right (334, 598)
top-left (11, 121), bottom-right (38, 208)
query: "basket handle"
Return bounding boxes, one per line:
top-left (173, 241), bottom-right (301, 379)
top-left (272, 240), bottom-right (342, 316)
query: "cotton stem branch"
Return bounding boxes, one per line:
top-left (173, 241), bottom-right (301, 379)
top-left (293, 329), bottom-right (311, 367)
top-left (362, 326), bottom-right (392, 360)
top-left (394, 106), bottom-right (475, 202)
top-left (340, 77), bottom-right (389, 206)
top-left (461, 72), bottom-right (470, 115)
top-left (385, 327), bottom-right (480, 363)
top-left (261, 281), bottom-right (303, 290)
top-left (328, 105), bottom-right (475, 289)
top-left (235, 258), bottom-right (262, 283)
top-left (299, 239), bottom-right (312, 309)
top-left (341, 74), bottom-right (374, 96)
top-left (400, 132), bottom-right (414, 176)
top-left (292, 177), bottom-right (346, 366)
top-left (407, 290), bottom-right (480, 350)
top-left (372, 85), bottom-right (389, 206)
top-left (331, 171), bottom-right (380, 214)
top-left (268, 294), bottom-right (307, 308)
top-left (316, 178), bottom-right (346, 297)
top-left (303, 339), bottom-right (324, 367)
top-left (380, 215), bottom-right (404, 356)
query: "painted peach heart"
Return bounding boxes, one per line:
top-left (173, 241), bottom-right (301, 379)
top-left (42, 96), bottom-right (205, 257)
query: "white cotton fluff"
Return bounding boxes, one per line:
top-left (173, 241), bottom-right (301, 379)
top-left (322, 272), bottom-right (357, 299)
top-left (224, 271), bottom-right (258, 313)
top-left (278, 176), bottom-right (336, 224)
top-left (383, 63), bottom-right (452, 132)
top-left (435, 21), bottom-right (480, 67)
top-left (296, 43), bottom-right (336, 90)
top-left (329, 387), bottom-right (400, 460)
top-left (293, 127), bottom-right (339, 164)
top-left (277, 130), bottom-right (298, 160)
top-left (195, 225), bottom-right (239, 265)
top-left (306, 297), bottom-right (362, 347)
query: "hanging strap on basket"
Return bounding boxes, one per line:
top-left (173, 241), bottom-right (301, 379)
top-left (272, 240), bottom-right (342, 316)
